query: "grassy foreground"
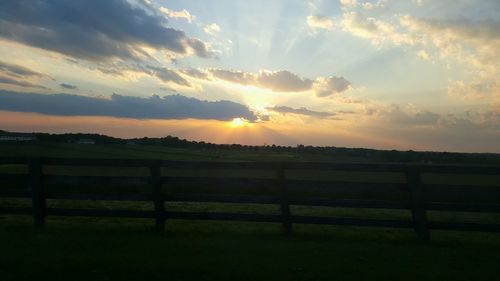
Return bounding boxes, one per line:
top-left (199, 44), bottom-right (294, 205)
top-left (1, 216), bottom-right (500, 281)
top-left (1, 142), bottom-right (500, 280)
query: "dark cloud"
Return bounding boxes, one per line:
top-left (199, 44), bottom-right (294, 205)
top-left (0, 61), bottom-right (48, 79)
top-left (269, 106), bottom-right (335, 118)
top-left (59, 83), bottom-right (77, 90)
top-left (0, 90), bottom-right (257, 121)
top-left (314, 76), bottom-right (352, 97)
top-left (96, 66), bottom-right (126, 76)
top-left (0, 0), bottom-right (212, 61)
top-left (0, 61), bottom-right (51, 89)
top-left (185, 38), bottom-right (212, 58)
top-left (413, 111), bottom-right (441, 125)
top-left (67, 61), bottom-right (192, 87)
top-left (146, 66), bottom-right (191, 87)
top-left (0, 76), bottom-right (47, 89)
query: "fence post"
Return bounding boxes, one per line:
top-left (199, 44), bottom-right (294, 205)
top-left (30, 158), bottom-right (45, 229)
top-left (150, 160), bottom-right (165, 232)
top-left (276, 166), bottom-right (292, 236)
top-left (406, 166), bottom-right (430, 241)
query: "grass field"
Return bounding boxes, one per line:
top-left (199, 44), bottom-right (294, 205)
top-left (1, 216), bottom-right (500, 281)
top-left (1, 142), bottom-right (500, 280)
top-left (0, 142), bottom-right (340, 161)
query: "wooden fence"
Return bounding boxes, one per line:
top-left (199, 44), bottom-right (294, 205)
top-left (1, 157), bottom-right (500, 240)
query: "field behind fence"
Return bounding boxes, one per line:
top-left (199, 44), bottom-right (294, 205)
top-left (1, 157), bottom-right (499, 240)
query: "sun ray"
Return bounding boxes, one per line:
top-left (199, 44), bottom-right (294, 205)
top-left (229, 117), bottom-right (253, 128)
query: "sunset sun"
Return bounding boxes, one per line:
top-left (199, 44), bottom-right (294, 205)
top-left (229, 117), bottom-right (250, 128)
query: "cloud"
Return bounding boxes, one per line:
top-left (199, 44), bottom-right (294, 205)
top-left (59, 83), bottom-right (77, 90)
top-left (0, 0), bottom-right (213, 61)
top-left (341, 12), bottom-right (418, 45)
top-left (313, 76), bottom-right (351, 97)
top-left (0, 61), bottom-right (49, 79)
top-left (256, 71), bottom-right (313, 92)
top-left (447, 80), bottom-right (499, 101)
top-left (399, 16), bottom-right (500, 106)
top-left (340, 0), bottom-right (358, 7)
top-left (180, 68), bottom-right (211, 80)
top-left (339, 9), bottom-right (499, 106)
top-left (204, 23), bottom-right (221, 35)
top-left (374, 105), bottom-right (441, 126)
top-left (400, 15), bottom-right (500, 52)
top-left (339, 10), bottom-right (499, 109)
top-left (159, 7), bottom-right (195, 23)
top-left (269, 106), bottom-right (335, 118)
top-left (307, 15), bottom-right (335, 30)
top-left (0, 90), bottom-right (258, 121)
top-left (412, 0), bottom-right (424, 6)
top-left (184, 38), bottom-right (213, 58)
top-left (0, 61), bottom-right (51, 89)
top-left (356, 106), bottom-right (499, 152)
top-left (400, 15), bottom-right (500, 70)
top-left (341, 12), bottom-right (415, 45)
top-left (80, 63), bottom-right (192, 87)
top-left (412, 111), bottom-right (441, 125)
top-left (361, 0), bottom-right (388, 10)
top-left (209, 69), bottom-right (256, 85)
top-left (340, 11), bottom-right (500, 71)
top-left (417, 49), bottom-right (430, 60)
top-left (0, 76), bottom-right (48, 89)
top-left (208, 69), bottom-right (315, 92)
top-left (145, 66), bottom-right (191, 87)
top-left (340, 7), bottom-right (500, 108)
top-left (188, 68), bottom-right (351, 96)
top-left (444, 111), bottom-right (500, 131)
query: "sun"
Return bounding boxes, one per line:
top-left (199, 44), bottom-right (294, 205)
top-left (229, 117), bottom-right (250, 128)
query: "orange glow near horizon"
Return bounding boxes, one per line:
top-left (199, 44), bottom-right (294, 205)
top-left (0, 111), bottom-right (400, 149)
top-left (0, 110), bottom-right (498, 153)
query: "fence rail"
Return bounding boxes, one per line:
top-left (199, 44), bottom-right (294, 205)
top-left (1, 157), bottom-right (499, 240)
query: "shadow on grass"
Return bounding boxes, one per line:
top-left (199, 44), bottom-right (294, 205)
top-left (1, 216), bottom-right (500, 281)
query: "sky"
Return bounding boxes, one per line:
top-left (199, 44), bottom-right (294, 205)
top-left (0, 0), bottom-right (499, 153)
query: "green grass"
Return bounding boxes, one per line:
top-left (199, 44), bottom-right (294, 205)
top-left (1, 216), bottom-right (500, 281)
top-left (1, 142), bottom-right (500, 280)
top-left (0, 142), bottom-right (400, 162)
